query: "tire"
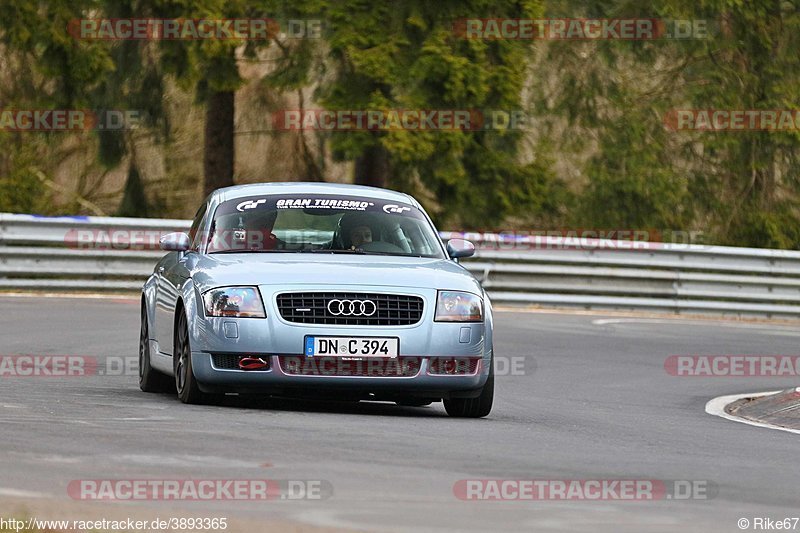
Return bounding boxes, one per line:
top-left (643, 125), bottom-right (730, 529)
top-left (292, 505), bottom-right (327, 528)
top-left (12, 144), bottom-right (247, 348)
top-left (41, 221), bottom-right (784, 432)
top-left (443, 366), bottom-right (494, 418)
top-left (139, 303), bottom-right (174, 393)
top-left (174, 310), bottom-right (211, 404)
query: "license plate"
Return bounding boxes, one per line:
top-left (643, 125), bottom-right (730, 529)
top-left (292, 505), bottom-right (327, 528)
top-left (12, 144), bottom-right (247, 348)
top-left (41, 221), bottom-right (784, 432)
top-left (304, 336), bottom-right (399, 358)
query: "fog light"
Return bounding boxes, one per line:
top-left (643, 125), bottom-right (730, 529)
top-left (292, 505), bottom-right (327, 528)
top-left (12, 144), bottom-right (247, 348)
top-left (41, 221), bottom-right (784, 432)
top-left (239, 356), bottom-right (269, 370)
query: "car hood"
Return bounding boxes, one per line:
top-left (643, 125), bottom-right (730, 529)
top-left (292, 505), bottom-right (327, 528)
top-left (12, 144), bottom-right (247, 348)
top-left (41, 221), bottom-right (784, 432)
top-left (189, 253), bottom-right (482, 294)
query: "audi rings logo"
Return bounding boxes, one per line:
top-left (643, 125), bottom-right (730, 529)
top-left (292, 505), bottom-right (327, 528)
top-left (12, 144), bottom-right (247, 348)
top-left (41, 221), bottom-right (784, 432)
top-left (326, 299), bottom-right (377, 316)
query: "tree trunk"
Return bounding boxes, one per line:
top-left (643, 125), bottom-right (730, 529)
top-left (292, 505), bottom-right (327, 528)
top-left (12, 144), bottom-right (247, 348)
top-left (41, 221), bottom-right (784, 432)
top-left (354, 140), bottom-right (390, 188)
top-left (117, 162), bottom-right (148, 217)
top-left (203, 90), bottom-right (235, 197)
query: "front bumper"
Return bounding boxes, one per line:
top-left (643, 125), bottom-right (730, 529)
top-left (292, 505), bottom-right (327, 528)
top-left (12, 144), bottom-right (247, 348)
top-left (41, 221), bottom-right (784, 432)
top-left (191, 353), bottom-right (488, 398)
top-left (189, 285), bottom-right (491, 397)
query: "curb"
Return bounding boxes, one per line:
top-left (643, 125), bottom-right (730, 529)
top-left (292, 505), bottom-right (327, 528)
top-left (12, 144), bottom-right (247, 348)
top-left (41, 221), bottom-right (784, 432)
top-left (706, 388), bottom-right (800, 435)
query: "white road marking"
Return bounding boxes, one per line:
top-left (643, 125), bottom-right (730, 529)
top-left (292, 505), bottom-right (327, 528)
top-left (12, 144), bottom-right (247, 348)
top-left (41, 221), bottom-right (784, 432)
top-left (592, 317), bottom-right (800, 335)
top-left (114, 454), bottom-right (260, 468)
top-left (494, 306), bottom-right (800, 325)
top-left (705, 389), bottom-right (800, 435)
top-left (0, 292), bottom-right (137, 301)
top-left (0, 487), bottom-right (49, 498)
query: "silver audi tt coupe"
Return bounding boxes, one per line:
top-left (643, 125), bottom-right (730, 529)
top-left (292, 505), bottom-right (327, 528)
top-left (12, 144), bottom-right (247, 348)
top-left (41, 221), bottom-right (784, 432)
top-left (140, 182), bottom-right (494, 417)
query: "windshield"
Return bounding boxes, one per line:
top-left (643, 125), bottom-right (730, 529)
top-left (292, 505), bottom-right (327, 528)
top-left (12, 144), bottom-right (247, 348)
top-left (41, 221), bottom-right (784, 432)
top-left (205, 194), bottom-right (445, 258)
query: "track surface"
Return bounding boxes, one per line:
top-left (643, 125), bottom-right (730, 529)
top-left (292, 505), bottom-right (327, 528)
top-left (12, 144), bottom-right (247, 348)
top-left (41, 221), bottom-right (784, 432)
top-left (1, 296), bottom-right (799, 532)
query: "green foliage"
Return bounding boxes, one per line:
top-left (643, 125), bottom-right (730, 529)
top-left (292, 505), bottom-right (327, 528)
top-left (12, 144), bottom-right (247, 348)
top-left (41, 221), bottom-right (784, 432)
top-left (0, 137), bottom-right (52, 213)
top-left (0, 1), bottom-right (112, 214)
top-left (678, 0), bottom-right (800, 247)
top-left (307, 0), bottom-right (563, 227)
top-left (1, 0), bottom-right (799, 247)
top-left (535, 0), bottom-right (800, 247)
top-left (0, 0), bottom-right (116, 108)
top-left (576, 106), bottom-right (691, 229)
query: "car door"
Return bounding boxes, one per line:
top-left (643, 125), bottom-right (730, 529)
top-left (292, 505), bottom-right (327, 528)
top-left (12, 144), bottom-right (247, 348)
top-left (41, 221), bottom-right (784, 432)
top-left (154, 202), bottom-right (207, 355)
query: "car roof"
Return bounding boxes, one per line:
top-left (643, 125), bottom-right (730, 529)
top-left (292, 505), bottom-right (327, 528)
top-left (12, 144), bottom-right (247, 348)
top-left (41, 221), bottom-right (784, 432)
top-left (214, 182), bottom-right (419, 207)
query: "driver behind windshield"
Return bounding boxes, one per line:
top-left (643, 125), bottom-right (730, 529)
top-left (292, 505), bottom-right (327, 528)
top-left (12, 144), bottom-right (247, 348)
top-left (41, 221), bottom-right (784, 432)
top-left (349, 225), bottom-right (372, 248)
top-left (242, 210), bottom-right (280, 250)
top-left (209, 210), bottom-right (280, 251)
top-left (339, 213), bottom-right (378, 250)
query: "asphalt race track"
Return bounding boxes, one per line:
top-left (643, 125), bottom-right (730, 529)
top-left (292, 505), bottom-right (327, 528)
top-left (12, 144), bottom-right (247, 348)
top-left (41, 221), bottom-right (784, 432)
top-left (1, 295), bottom-right (798, 532)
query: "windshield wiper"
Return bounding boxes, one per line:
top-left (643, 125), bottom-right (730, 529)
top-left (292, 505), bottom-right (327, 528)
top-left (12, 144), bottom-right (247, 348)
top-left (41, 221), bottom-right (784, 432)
top-left (210, 248), bottom-right (428, 257)
top-left (361, 251), bottom-right (426, 257)
top-left (209, 249), bottom-right (299, 254)
top-left (309, 249), bottom-right (427, 257)
top-left (305, 249), bottom-right (366, 254)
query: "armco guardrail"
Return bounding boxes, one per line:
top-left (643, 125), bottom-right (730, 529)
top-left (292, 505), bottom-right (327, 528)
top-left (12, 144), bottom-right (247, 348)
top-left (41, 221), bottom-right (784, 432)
top-left (0, 213), bottom-right (188, 292)
top-left (439, 232), bottom-right (800, 318)
top-left (1, 213), bottom-right (799, 318)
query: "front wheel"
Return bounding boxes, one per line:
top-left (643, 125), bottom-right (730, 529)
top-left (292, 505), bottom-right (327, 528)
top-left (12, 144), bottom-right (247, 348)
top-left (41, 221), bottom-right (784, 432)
top-left (174, 311), bottom-right (210, 404)
top-left (443, 367), bottom-right (493, 418)
top-left (139, 303), bottom-right (173, 393)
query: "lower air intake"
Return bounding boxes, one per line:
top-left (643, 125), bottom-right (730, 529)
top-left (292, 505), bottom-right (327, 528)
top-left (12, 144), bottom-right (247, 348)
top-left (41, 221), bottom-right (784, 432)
top-left (279, 356), bottom-right (421, 377)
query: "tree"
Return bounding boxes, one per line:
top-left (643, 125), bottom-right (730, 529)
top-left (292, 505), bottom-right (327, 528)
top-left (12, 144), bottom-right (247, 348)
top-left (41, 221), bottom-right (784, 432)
top-left (312, 0), bottom-right (566, 228)
top-left (0, 0), bottom-right (117, 214)
top-left (670, 0), bottom-right (800, 248)
top-left (533, 0), bottom-right (800, 247)
top-left (147, 0), bottom-right (248, 198)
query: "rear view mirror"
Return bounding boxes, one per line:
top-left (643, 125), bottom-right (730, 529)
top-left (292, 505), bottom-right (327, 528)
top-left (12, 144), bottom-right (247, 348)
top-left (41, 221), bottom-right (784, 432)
top-left (446, 238), bottom-right (475, 259)
top-left (160, 232), bottom-right (191, 252)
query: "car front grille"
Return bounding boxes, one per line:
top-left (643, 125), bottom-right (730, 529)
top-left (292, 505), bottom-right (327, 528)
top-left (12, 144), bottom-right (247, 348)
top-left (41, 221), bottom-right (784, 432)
top-left (279, 356), bottom-right (421, 377)
top-left (276, 292), bottom-right (424, 326)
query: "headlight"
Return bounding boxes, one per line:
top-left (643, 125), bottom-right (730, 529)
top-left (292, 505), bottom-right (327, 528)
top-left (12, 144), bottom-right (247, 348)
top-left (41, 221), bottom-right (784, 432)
top-left (435, 291), bottom-right (483, 322)
top-left (202, 287), bottom-right (266, 318)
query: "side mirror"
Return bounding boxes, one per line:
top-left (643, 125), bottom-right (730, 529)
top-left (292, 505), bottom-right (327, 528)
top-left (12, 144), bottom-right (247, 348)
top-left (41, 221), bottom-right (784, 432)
top-left (160, 232), bottom-right (191, 252)
top-left (446, 238), bottom-right (475, 259)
